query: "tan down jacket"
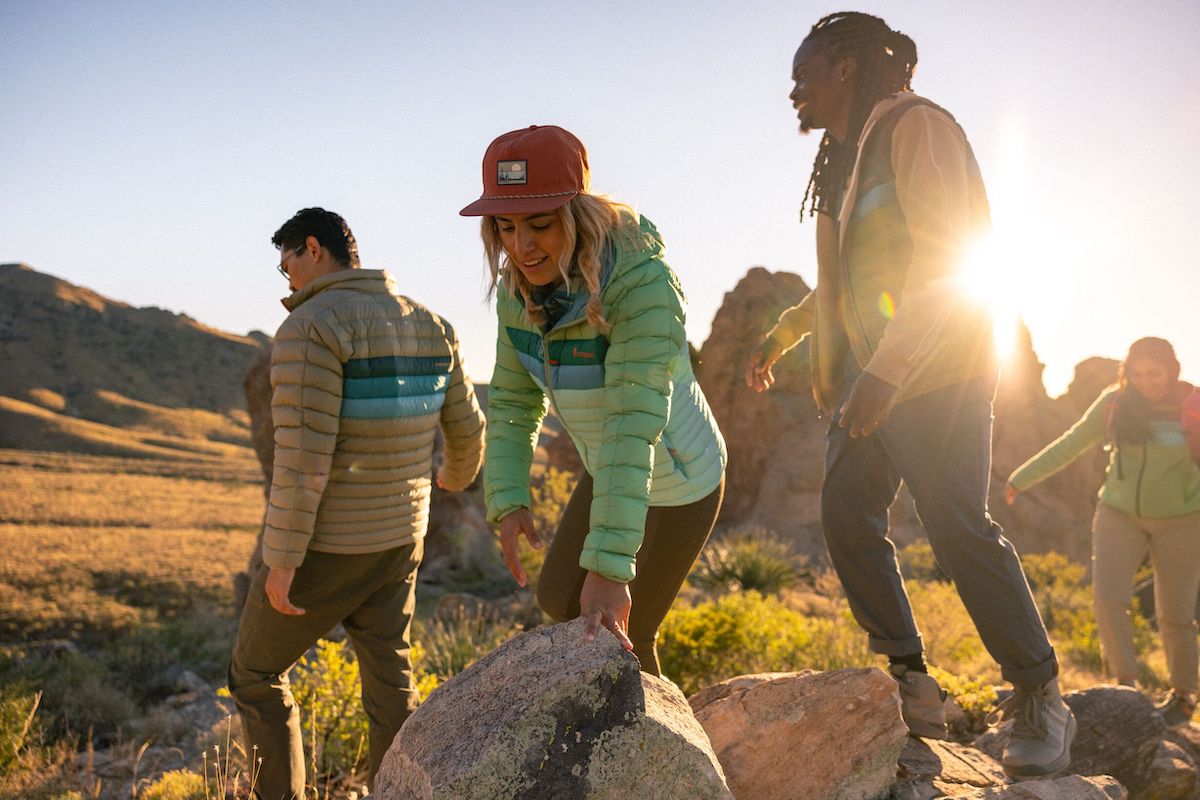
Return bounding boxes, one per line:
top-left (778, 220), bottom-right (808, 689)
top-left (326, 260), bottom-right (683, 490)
top-left (263, 268), bottom-right (485, 569)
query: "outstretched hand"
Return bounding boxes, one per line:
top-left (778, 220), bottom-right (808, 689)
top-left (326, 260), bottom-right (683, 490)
top-left (744, 338), bottom-right (784, 393)
top-left (580, 571), bottom-right (634, 652)
top-left (1004, 482), bottom-right (1019, 506)
top-left (497, 508), bottom-right (542, 587)
top-left (838, 372), bottom-right (898, 438)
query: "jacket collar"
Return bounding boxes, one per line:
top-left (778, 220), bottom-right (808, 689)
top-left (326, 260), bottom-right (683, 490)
top-left (281, 268), bottom-right (391, 311)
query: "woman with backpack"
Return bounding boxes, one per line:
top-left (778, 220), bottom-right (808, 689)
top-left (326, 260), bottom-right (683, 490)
top-left (1006, 337), bottom-right (1200, 726)
top-left (459, 125), bottom-right (726, 675)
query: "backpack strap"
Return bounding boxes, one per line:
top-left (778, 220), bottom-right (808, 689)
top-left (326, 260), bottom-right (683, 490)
top-left (1182, 388), bottom-right (1200, 463)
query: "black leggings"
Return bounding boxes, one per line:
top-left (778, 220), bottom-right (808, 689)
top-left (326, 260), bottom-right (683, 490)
top-left (535, 471), bottom-right (724, 675)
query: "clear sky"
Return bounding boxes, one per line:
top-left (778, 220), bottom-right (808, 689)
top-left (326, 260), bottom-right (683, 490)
top-left (2, 0), bottom-right (1197, 394)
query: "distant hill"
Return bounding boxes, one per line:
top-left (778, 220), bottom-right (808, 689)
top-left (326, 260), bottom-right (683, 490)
top-left (0, 263), bottom-right (267, 459)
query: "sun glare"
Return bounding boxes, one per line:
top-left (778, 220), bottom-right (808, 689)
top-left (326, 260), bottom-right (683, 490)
top-left (951, 116), bottom-right (1047, 364)
top-left (958, 236), bottom-right (1022, 362)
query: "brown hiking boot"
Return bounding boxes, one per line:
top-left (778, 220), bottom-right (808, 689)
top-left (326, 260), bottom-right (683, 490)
top-left (890, 664), bottom-right (948, 739)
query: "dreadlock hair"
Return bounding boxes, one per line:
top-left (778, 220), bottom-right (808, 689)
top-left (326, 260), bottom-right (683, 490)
top-left (799, 12), bottom-right (918, 221)
top-left (1113, 337), bottom-right (1183, 445)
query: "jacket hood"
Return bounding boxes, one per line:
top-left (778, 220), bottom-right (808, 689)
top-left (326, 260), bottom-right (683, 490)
top-left (281, 268), bottom-right (394, 311)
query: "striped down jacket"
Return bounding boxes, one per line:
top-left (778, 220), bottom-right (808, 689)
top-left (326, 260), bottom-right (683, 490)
top-left (485, 214), bottom-right (726, 583)
top-left (263, 269), bottom-right (485, 569)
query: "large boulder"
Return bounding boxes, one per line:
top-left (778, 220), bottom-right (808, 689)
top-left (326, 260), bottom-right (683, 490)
top-left (374, 618), bottom-right (731, 800)
top-left (1138, 740), bottom-right (1196, 800)
top-left (976, 686), bottom-right (1162, 794)
top-left (690, 668), bottom-right (908, 800)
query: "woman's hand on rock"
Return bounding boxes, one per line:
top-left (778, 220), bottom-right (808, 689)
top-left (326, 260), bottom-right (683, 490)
top-left (580, 571), bottom-right (634, 653)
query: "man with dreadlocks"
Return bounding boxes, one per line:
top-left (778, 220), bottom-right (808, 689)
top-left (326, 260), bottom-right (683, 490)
top-left (744, 12), bottom-right (1075, 776)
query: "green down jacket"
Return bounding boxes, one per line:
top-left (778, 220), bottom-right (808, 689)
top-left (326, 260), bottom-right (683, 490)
top-left (484, 214), bottom-right (726, 583)
top-left (1009, 385), bottom-right (1200, 519)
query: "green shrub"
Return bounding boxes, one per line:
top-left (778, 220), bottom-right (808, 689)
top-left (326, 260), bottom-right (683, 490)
top-left (929, 667), bottom-right (997, 734)
top-left (289, 639), bottom-right (369, 781)
top-left (140, 768), bottom-right (206, 800)
top-left (898, 541), bottom-right (948, 582)
top-left (690, 526), bottom-right (808, 595)
top-left (658, 591), bottom-right (870, 695)
top-left (0, 690), bottom-right (42, 776)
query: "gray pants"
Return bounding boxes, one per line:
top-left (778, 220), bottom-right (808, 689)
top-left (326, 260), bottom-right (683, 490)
top-left (1093, 503), bottom-right (1200, 691)
top-left (821, 373), bottom-right (1058, 689)
top-left (228, 541), bottom-right (423, 800)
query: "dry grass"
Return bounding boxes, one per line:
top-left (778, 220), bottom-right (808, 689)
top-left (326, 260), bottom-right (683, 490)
top-left (0, 449), bottom-right (261, 644)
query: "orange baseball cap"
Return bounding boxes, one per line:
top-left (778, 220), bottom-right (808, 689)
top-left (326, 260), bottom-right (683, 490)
top-left (459, 125), bottom-right (590, 216)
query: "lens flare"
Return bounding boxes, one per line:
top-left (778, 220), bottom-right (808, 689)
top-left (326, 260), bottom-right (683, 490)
top-left (877, 291), bottom-right (896, 320)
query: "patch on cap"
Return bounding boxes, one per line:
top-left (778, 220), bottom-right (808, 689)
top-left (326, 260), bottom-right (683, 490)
top-left (497, 160), bottom-right (528, 185)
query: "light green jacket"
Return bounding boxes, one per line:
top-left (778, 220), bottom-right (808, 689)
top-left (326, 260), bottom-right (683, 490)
top-left (1009, 387), bottom-right (1200, 519)
top-left (484, 214), bottom-right (726, 582)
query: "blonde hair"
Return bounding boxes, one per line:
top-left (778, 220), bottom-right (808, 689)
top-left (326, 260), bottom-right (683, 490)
top-left (481, 193), bottom-right (642, 334)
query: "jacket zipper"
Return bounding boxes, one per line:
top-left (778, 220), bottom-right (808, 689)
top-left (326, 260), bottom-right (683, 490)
top-left (1135, 446), bottom-right (1147, 518)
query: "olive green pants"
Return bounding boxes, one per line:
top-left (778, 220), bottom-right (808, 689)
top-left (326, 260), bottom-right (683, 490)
top-left (1093, 503), bottom-right (1200, 691)
top-left (228, 540), bottom-right (423, 800)
top-left (535, 472), bottom-right (724, 675)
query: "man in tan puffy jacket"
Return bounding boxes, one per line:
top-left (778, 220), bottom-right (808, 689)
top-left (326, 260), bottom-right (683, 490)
top-left (228, 208), bottom-right (485, 800)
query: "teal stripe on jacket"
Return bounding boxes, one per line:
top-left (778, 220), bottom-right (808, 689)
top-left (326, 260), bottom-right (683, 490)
top-left (343, 374), bottom-right (449, 399)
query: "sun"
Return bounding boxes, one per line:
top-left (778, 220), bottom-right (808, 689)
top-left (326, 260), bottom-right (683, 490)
top-left (957, 234), bottom-right (1023, 362)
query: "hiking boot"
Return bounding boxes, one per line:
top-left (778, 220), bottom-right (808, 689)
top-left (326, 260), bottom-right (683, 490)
top-left (890, 664), bottom-right (948, 739)
top-left (993, 678), bottom-right (1076, 777)
top-left (1157, 690), bottom-right (1197, 728)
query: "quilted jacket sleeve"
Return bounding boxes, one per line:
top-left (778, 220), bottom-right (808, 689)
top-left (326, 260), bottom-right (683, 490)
top-left (263, 314), bottom-right (344, 568)
top-left (580, 261), bottom-right (686, 583)
top-left (483, 316), bottom-right (548, 524)
top-left (437, 321), bottom-right (486, 491)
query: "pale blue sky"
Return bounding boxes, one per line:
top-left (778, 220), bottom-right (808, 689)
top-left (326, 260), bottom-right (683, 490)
top-left (2, 1), bottom-right (1197, 393)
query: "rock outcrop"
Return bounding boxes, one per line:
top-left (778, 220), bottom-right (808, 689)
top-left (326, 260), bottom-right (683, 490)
top-left (374, 618), bottom-right (731, 800)
top-left (694, 268), bottom-right (827, 552)
top-left (690, 669), bottom-right (908, 800)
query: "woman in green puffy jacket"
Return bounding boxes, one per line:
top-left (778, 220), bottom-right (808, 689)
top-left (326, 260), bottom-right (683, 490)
top-left (460, 125), bottom-right (727, 674)
top-left (1006, 337), bottom-right (1200, 726)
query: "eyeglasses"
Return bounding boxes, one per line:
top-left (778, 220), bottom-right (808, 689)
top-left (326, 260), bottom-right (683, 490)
top-left (277, 248), bottom-right (303, 278)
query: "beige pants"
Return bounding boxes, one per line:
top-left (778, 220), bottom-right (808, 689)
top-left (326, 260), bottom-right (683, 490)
top-left (1093, 503), bottom-right (1200, 691)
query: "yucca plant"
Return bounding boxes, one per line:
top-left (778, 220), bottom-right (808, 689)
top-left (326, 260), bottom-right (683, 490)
top-left (690, 526), bottom-right (808, 595)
